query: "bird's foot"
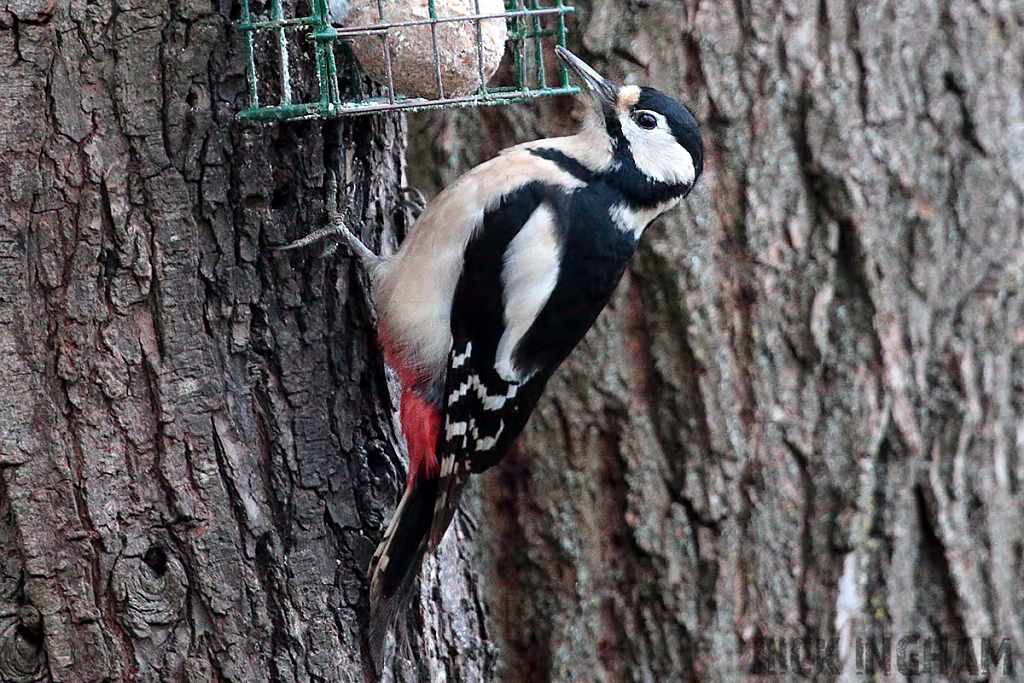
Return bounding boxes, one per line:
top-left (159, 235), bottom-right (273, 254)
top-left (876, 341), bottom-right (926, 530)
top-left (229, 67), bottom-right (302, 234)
top-left (276, 172), bottom-right (380, 267)
top-left (398, 186), bottom-right (427, 221)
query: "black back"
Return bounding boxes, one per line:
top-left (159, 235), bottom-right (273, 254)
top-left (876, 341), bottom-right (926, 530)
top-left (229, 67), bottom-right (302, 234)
top-left (443, 179), bottom-right (640, 473)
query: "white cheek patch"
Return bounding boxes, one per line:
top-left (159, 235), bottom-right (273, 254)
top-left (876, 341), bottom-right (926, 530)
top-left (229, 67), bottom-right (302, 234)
top-left (495, 204), bottom-right (561, 382)
top-left (618, 112), bottom-right (696, 187)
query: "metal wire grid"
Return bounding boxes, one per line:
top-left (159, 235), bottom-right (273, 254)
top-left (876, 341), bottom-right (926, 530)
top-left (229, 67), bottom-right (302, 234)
top-left (236, 0), bottom-right (577, 121)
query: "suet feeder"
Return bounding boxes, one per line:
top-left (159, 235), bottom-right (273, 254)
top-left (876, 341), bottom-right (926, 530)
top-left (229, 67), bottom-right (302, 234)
top-left (236, 0), bottom-right (577, 121)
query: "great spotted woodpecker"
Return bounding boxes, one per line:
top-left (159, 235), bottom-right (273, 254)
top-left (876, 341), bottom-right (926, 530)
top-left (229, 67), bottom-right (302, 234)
top-left (286, 46), bottom-right (703, 656)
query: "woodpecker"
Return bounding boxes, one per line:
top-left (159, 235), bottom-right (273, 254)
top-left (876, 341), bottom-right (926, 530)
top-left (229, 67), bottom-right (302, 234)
top-left (285, 46), bottom-right (703, 658)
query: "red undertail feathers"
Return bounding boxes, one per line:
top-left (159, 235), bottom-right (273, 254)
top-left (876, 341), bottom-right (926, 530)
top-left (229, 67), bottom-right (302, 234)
top-left (377, 329), bottom-right (441, 487)
top-left (398, 388), bottom-right (440, 486)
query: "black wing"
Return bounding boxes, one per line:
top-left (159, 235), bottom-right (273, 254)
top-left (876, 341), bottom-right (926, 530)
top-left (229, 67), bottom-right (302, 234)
top-left (429, 180), bottom-right (640, 547)
top-left (427, 182), bottom-right (548, 546)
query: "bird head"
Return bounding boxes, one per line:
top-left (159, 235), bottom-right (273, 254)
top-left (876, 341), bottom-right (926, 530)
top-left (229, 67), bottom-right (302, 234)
top-left (555, 46), bottom-right (704, 201)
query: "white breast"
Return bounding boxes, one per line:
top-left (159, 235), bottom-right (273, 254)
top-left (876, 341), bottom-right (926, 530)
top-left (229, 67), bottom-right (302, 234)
top-left (372, 147), bottom-right (585, 382)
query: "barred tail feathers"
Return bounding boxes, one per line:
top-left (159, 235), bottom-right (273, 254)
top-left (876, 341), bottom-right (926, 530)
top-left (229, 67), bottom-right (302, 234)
top-left (369, 332), bottom-right (446, 660)
top-left (430, 465), bottom-right (471, 549)
top-left (367, 474), bottom-right (438, 662)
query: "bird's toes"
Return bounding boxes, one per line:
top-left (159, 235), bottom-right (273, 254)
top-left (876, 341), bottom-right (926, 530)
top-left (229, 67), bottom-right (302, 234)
top-left (398, 186), bottom-right (427, 219)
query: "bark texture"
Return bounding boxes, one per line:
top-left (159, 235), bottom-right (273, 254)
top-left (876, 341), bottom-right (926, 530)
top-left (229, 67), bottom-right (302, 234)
top-left (0, 0), bottom-right (490, 681)
top-left (408, 1), bottom-right (1024, 681)
top-left (5, 0), bottom-right (1024, 681)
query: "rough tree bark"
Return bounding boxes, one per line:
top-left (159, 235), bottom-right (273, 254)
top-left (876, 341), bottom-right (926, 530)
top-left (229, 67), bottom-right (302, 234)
top-left (4, 0), bottom-right (1024, 681)
top-left (0, 0), bottom-right (490, 681)
top-left (409, 0), bottom-right (1024, 681)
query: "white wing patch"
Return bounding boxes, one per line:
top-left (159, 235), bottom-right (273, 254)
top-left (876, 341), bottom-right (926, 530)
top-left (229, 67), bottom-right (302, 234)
top-left (443, 365), bottom-right (519, 452)
top-left (447, 374), bottom-right (519, 410)
top-left (473, 421), bottom-right (504, 451)
top-left (450, 341), bottom-right (472, 368)
top-left (618, 110), bottom-right (696, 187)
top-left (495, 204), bottom-right (562, 382)
top-left (445, 420), bottom-right (468, 439)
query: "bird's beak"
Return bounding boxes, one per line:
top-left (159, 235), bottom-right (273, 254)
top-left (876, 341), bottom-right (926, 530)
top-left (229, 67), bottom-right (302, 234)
top-left (555, 46), bottom-right (619, 114)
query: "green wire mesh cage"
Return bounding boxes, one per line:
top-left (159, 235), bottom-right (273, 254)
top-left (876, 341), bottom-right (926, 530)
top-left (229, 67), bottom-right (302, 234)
top-left (236, 0), bottom-right (577, 121)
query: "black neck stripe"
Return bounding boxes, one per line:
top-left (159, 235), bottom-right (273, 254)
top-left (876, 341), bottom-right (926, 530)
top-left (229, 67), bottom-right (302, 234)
top-left (529, 147), bottom-right (692, 209)
top-left (529, 148), bottom-right (596, 183)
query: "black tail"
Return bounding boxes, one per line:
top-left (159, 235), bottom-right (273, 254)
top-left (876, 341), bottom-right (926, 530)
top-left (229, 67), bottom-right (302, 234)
top-left (367, 475), bottom-right (438, 664)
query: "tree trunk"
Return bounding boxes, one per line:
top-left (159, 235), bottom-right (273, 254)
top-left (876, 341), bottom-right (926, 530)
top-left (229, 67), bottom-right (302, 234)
top-left (0, 1), bottom-right (490, 681)
top-left (6, 0), bottom-right (1024, 681)
top-left (410, 1), bottom-right (1024, 681)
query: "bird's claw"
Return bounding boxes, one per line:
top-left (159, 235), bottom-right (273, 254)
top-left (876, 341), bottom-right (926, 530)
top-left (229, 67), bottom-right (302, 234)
top-left (275, 223), bottom-right (349, 258)
top-left (276, 171), bottom-right (379, 265)
top-left (398, 186), bottom-right (427, 220)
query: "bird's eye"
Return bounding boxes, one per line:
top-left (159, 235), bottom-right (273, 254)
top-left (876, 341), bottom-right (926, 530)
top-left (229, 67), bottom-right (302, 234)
top-left (634, 111), bottom-right (658, 130)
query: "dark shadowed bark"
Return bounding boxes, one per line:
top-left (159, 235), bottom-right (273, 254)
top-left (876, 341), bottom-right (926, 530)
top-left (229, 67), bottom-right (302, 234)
top-left (409, 1), bottom-right (1024, 681)
top-left (0, 0), bottom-right (491, 681)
